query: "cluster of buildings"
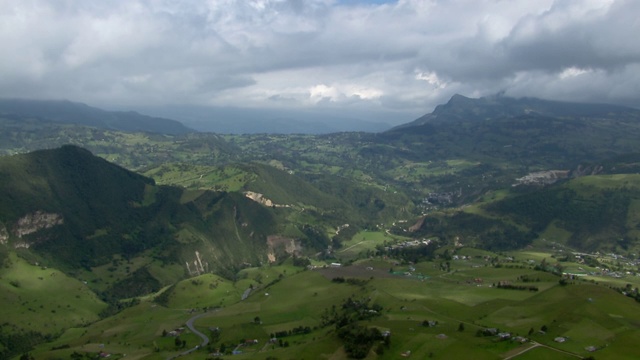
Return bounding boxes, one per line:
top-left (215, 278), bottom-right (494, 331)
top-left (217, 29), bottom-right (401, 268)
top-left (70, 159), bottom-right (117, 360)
top-left (383, 239), bottom-right (433, 251)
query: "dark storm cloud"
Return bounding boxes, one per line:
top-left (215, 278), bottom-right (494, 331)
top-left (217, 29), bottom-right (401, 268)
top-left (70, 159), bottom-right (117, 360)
top-left (0, 0), bottom-right (637, 122)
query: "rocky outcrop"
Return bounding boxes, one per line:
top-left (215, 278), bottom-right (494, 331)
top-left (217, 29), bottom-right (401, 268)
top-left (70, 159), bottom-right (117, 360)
top-left (514, 170), bottom-right (570, 186)
top-left (245, 191), bottom-right (275, 207)
top-left (13, 211), bottom-right (64, 238)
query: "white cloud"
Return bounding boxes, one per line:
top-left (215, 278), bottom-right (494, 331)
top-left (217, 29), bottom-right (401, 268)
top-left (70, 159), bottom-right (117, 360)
top-left (308, 83), bottom-right (382, 103)
top-left (415, 71), bottom-right (447, 89)
top-left (559, 67), bottom-right (591, 80)
top-left (309, 84), bottom-right (341, 103)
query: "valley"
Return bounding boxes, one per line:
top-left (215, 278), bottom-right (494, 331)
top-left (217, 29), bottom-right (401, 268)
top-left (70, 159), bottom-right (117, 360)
top-left (15, 240), bottom-right (640, 360)
top-left (2, 95), bottom-right (640, 359)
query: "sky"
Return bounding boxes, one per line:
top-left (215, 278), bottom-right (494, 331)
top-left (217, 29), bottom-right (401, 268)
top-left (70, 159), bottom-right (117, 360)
top-left (1, 0), bottom-right (639, 125)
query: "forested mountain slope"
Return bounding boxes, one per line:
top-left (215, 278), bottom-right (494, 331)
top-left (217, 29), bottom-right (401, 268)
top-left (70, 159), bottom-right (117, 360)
top-left (0, 146), bottom-right (280, 297)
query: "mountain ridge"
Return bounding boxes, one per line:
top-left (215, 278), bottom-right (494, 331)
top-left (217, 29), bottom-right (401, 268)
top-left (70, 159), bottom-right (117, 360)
top-left (0, 98), bottom-right (193, 135)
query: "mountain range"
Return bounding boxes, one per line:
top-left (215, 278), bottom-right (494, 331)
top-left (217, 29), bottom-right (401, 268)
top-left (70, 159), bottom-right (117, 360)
top-left (3, 94), bottom-right (640, 358)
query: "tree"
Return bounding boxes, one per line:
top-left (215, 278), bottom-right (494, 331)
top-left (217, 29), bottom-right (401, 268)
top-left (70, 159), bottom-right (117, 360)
top-left (458, 322), bottom-right (465, 332)
top-left (254, 316), bottom-right (261, 324)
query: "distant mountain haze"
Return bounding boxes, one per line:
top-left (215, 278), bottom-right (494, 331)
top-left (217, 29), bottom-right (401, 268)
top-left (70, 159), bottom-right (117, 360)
top-left (0, 98), bottom-right (193, 135)
top-left (0, 98), bottom-right (401, 134)
top-left (131, 105), bottom-right (396, 134)
top-left (3, 94), bottom-right (640, 136)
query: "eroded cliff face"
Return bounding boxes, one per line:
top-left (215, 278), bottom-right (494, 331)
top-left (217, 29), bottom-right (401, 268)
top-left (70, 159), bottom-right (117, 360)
top-left (266, 235), bottom-right (302, 262)
top-left (245, 191), bottom-right (275, 207)
top-left (514, 170), bottom-right (570, 186)
top-left (13, 211), bottom-right (64, 238)
top-left (572, 164), bottom-right (604, 177)
top-left (244, 191), bottom-right (290, 208)
top-left (0, 224), bottom-right (8, 245)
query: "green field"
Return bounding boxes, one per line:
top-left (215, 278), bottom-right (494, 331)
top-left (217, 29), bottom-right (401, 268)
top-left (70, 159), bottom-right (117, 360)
top-left (143, 164), bottom-right (254, 192)
top-left (337, 230), bottom-right (411, 260)
top-left (20, 246), bottom-right (640, 360)
top-left (0, 253), bottom-right (107, 335)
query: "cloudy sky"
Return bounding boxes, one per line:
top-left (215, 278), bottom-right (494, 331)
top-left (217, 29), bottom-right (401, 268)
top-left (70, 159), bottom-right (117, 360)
top-left (1, 0), bottom-right (639, 124)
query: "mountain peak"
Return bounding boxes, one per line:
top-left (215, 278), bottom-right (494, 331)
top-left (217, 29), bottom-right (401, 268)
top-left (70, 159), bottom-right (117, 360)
top-left (448, 93), bottom-right (472, 103)
top-left (387, 94), bottom-right (640, 133)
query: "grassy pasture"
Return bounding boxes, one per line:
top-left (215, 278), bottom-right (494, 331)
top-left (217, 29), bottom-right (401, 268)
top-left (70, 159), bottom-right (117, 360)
top-left (0, 253), bottom-right (106, 334)
top-left (143, 164), bottom-right (253, 191)
top-left (31, 301), bottom-right (196, 360)
top-left (210, 271), bottom-right (353, 325)
top-left (568, 173), bottom-right (640, 190)
top-left (20, 250), bottom-right (640, 360)
top-left (83, 255), bottom-right (151, 292)
top-left (337, 230), bottom-right (405, 260)
top-left (164, 273), bottom-right (239, 309)
top-left (511, 346), bottom-right (578, 360)
top-left (594, 329), bottom-right (640, 360)
top-left (387, 159), bottom-right (479, 183)
top-left (193, 270), bottom-right (354, 357)
top-left (538, 221), bottom-right (574, 244)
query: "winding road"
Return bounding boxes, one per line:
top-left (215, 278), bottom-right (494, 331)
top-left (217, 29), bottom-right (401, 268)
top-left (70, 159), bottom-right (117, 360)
top-left (186, 313), bottom-right (210, 347)
top-left (503, 341), bottom-right (583, 360)
top-left (167, 312), bottom-right (210, 359)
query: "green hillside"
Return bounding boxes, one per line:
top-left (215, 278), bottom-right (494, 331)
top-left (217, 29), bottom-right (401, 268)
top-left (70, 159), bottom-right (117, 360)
top-left (0, 251), bottom-right (108, 360)
top-left (0, 146), bottom-right (283, 295)
top-left (407, 174), bottom-right (640, 254)
top-left (486, 174), bottom-right (640, 253)
top-left (24, 253), bottom-right (640, 360)
top-left (144, 161), bottom-right (412, 228)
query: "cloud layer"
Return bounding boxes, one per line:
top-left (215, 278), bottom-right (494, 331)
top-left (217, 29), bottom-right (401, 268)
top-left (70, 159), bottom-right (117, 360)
top-left (1, 0), bottom-right (638, 122)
